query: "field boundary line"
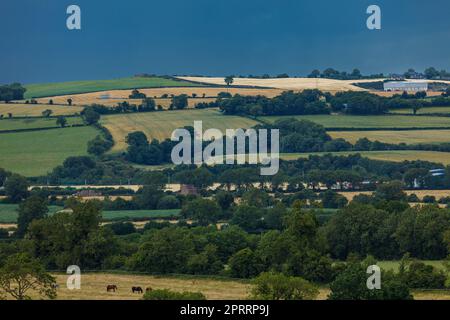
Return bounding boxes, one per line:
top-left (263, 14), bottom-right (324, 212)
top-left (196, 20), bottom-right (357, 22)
top-left (0, 124), bottom-right (87, 134)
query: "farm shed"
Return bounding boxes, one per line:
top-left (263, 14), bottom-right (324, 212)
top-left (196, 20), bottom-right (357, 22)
top-left (383, 81), bottom-right (428, 92)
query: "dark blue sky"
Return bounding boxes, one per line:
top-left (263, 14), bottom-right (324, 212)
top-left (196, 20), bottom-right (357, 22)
top-left (1, 0), bottom-right (450, 84)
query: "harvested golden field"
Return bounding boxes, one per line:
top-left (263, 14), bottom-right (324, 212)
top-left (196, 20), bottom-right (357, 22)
top-left (101, 109), bottom-right (260, 151)
top-left (374, 91), bottom-right (444, 97)
top-left (177, 76), bottom-right (385, 92)
top-left (0, 103), bottom-right (84, 116)
top-left (339, 190), bottom-right (450, 201)
top-left (280, 151), bottom-right (450, 166)
top-left (329, 130), bottom-right (450, 144)
top-left (50, 273), bottom-right (250, 300)
top-left (31, 87), bottom-right (283, 107)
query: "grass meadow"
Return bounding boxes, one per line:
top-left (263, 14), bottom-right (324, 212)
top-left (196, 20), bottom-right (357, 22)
top-left (0, 205), bottom-right (180, 223)
top-left (0, 126), bottom-right (98, 176)
top-left (0, 117), bottom-right (83, 131)
top-left (393, 106), bottom-right (450, 115)
top-left (328, 129), bottom-right (450, 144)
top-left (102, 209), bottom-right (180, 221)
top-left (0, 204), bottom-right (63, 223)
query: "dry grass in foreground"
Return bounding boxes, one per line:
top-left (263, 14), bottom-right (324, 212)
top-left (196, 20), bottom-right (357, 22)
top-left (10, 272), bottom-right (450, 300)
top-left (52, 273), bottom-right (251, 300)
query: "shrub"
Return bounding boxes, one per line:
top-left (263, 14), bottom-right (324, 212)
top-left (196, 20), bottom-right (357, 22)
top-left (250, 272), bottom-right (319, 300)
top-left (143, 289), bottom-right (206, 300)
top-left (401, 261), bottom-right (447, 289)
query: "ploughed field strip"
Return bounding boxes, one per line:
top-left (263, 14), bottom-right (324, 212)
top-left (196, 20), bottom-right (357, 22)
top-left (23, 77), bottom-right (202, 99)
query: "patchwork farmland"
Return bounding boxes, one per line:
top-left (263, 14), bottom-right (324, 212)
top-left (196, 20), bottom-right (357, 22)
top-left (101, 109), bottom-right (259, 152)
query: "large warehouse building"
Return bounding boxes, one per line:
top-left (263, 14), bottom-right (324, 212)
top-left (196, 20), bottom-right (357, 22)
top-left (383, 81), bottom-right (428, 92)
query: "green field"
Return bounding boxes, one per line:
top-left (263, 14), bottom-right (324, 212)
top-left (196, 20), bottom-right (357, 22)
top-left (0, 204), bottom-right (63, 223)
top-left (0, 117), bottom-right (83, 131)
top-left (393, 107), bottom-right (450, 114)
top-left (329, 129), bottom-right (450, 144)
top-left (279, 151), bottom-right (450, 165)
top-left (24, 77), bottom-right (201, 99)
top-left (103, 209), bottom-right (180, 221)
top-left (261, 114), bottom-right (450, 129)
top-left (0, 126), bottom-right (98, 176)
top-left (101, 109), bottom-right (260, 151)
top-left (0, 205), bottom-right (180, 223)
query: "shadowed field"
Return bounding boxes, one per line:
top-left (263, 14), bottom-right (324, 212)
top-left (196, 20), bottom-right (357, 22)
top-left (31, 87), bottom-right (283, 106)
top-left (329, 129), bottom-right (450, 144)
top-left (0, 103), bottom-right (84, 116)
top-left (23, 77), bottom-right (201, 99)
top-left (0, 117), bottom-right (83, 131)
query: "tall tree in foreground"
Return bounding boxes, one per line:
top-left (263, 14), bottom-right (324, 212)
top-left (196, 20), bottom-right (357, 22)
top-left (0, 253), bottom-right (56, 300)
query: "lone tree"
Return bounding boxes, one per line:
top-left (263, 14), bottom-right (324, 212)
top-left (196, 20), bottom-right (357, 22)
top-left (42, 109), bottom-right (53, 117)
top-left (224, 76), bottom-right (234, 87)
top-left (56, 116), bottom-right (67, 128)
top-left (67, 98), bottom-right (73, 106)
top-left (4, 173), bottom-right (29, 203)
top-left (0, 253), bottom-right (57, 300)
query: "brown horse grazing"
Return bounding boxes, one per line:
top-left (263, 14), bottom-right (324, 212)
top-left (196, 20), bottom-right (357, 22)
top-left (107, 285), bottom-right (118, 292)
top-left (132, 286), bottom-right (143, 294)
top-left (146, 287), bottom-right (153, 293)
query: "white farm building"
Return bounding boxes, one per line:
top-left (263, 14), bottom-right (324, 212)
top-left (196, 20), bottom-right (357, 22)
top-left (383, 81), bottom-right (428, 92)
